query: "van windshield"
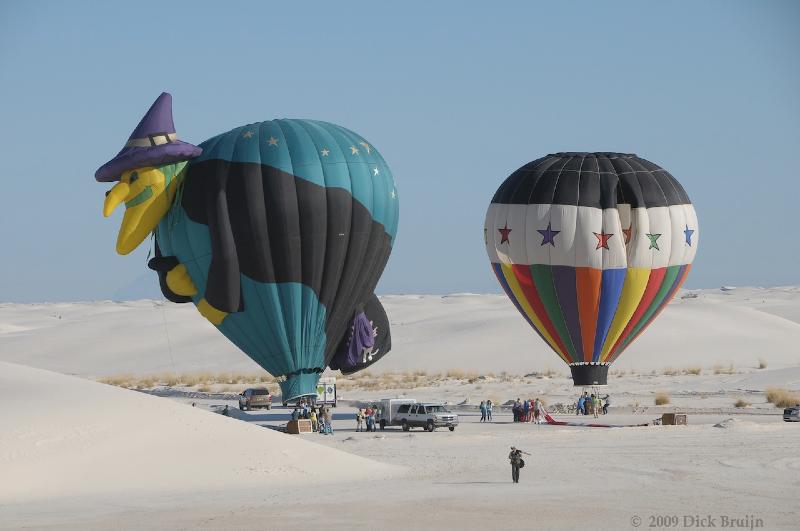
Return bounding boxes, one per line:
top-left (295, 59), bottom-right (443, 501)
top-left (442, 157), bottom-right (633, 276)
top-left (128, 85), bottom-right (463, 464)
top-left (251, 389), bottom-right (270, 395)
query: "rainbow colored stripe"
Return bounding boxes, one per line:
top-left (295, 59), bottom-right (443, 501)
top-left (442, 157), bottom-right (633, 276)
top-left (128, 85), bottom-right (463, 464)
top-left (492, 263), bottom-right (691, 364)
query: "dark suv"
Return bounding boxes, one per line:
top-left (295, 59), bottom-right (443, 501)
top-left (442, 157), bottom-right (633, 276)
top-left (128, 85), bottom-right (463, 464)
top-left (238, 388), bottom-right (272, 410)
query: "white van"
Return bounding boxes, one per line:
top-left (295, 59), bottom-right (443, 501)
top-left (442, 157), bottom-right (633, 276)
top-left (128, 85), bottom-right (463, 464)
top-left (377, 398), bottom-right (417, 430)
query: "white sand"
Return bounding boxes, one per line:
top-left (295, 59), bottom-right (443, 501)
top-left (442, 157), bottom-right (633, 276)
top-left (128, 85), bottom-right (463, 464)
top-left (2, 287), bottom-right (800, 377)
top-left (2, 287), bottom-right (799, 530)
top-left (0, 361), bottom-right (398, 506)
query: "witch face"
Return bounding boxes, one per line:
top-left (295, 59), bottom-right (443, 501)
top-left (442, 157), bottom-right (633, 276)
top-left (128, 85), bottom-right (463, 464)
top-left (103, 165), bottom-right (178, 254)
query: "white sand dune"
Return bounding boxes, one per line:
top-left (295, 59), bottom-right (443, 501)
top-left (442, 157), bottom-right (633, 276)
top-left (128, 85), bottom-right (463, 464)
top-left (2, 289), bottom-right (799, 530)
top-left (0, 361), bottom-right (398, 505)
top-left (1, 287), bottom-right (799, 377)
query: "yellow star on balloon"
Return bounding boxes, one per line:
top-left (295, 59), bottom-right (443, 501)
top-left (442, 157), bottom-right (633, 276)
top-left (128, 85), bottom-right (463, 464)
top-left (267, 136), bottom-right (279, 146)
top-left (242, 131), bottom-right (254, 139)
top-left (350, 146), bottom-right (359, 155)
top-left (359, 141), bottom-right (371, 154)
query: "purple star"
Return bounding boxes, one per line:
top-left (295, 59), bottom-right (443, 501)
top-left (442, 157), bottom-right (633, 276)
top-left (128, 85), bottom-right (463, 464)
top-left (537, 222), bottom-right (560, 246)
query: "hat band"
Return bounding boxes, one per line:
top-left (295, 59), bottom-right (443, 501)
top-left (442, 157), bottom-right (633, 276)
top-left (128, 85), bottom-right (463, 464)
top-left (125, 132), bottom-right (178, 148)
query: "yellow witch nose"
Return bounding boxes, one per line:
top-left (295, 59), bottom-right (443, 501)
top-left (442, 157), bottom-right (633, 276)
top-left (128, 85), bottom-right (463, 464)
top-left (103, 181), bottom-right (130, 217)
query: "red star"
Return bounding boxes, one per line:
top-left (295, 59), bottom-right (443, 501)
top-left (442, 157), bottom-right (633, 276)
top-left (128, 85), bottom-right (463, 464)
top-left (594, 231), bottom-right (613, 250)
top-left (622, 226), bottom-right (632, 244)
top-left (499, 223), bottom-right (512, 244)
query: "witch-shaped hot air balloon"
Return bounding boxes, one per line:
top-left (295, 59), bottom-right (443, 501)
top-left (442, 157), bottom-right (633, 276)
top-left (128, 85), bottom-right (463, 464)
top-left (97, 93), bottom-right (399, 399)
top-left (485, 153), bottom-right (698, 386)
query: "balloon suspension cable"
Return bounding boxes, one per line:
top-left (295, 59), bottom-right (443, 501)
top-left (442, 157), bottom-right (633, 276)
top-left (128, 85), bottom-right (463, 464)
top-left (160, 299), bottom-right (177, 372)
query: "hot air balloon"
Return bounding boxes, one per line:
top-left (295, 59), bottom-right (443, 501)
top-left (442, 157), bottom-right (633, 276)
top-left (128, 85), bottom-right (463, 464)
top-left (96, 93), bottom-right (399, 399)
top-left (485, 153), bottom-right (698, 386)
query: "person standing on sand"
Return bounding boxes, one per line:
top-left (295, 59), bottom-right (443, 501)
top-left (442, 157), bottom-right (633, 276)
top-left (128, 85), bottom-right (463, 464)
top-left (310, 408), bottom-right (318, 431)
top-left (523, 399), bottom-right (530, 422)
top-left (602, 394), bottom-right (610, 415)
top-left (364, 405), bottom-right (374, 432)
top-left (591, 394), bottom-right (599, 418)
top-left (508, 447), bottom-right (529, 483)
top-left (479, 401), bottom-right (487, 422)
top-left (486, 399), bottom-right (493, 421)
top-left (356, 408), bottom-right (365, 432)
top-left (533, 398), bottom-right (541, 424)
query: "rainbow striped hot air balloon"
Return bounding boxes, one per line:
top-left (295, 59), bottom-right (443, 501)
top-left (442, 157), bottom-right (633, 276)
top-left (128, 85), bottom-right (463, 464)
top-left (485, 153), bottom-right (698, 386)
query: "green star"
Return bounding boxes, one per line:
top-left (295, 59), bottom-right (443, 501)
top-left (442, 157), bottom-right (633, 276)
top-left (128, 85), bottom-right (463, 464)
top-left (646, 233), bottom-right (661, 250)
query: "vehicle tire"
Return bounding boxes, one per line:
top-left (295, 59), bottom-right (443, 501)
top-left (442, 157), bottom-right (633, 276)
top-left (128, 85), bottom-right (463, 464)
top-left (380, 419), bottom-right (386, 430)
top-left (402, 420), bottom-right (410, 432)
top-left (426, 420), bottom-right (435, 432)
top-left (239, 404), bottom-right (244, 410)
top-left (449, 426), bottom-right (455, 432)
top-left (266, 404), bottom-right (271, 410)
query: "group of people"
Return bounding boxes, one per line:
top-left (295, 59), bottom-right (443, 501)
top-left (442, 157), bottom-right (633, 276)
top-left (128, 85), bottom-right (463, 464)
top-left (576, 392), bottom-right (609, 417)
top-left (478, 400), bottom-right (494, 422)
top-left (291, 399), bottom-right (334, 434)
top-left (355, 405), bottom-right (381, 432)
top-left (511, 397), bottom-right (545, 424)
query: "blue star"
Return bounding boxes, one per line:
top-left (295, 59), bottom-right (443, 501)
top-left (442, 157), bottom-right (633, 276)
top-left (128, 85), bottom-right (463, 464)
top-left (537, 222), bottom-right (560, 247)
top-left (684, 225), bottom-right (695, 246)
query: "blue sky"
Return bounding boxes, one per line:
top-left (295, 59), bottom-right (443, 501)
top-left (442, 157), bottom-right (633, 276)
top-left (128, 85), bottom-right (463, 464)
top-left (0, 1), bottom-right (798, 302)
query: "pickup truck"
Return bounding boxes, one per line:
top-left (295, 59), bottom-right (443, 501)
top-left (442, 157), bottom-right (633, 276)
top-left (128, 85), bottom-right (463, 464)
top-left (393, 402), bottom-right (458, 432)
top-left (238, 388), bottom-right (272, 410)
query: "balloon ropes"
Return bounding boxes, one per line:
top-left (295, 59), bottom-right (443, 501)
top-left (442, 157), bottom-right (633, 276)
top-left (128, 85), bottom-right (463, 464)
top-left (96, 93), bottom-right (399, 400)
top-left (485, 153), bottom-right (698, 386)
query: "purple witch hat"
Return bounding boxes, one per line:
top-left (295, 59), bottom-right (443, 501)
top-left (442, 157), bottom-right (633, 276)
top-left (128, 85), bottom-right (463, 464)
top-left (95, 92), bottom-right (202, 182)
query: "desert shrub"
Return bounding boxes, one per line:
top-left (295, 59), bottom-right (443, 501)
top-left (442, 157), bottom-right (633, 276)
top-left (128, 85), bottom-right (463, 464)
top-left (178, 373), bottom-right (199, 386)
top-left (99, 374), bottom-right (134, 388)
top-left (662, 367), bottom-right (680, 376)
top-left (765, 387), bottom-right (800, 408)
top-left (734, 399), bottom-right (750, 408)
top-left (684, 367), bottom-right (702, 376)
top-left (654, 391), bottom-right (670, 405)
top-left (159, 372), bottom-right (179, 386)
top-left (446, 369), bottom-right (466, 380)
top-left (136, 377), bottom-right (155, 389)
top-left (713, 363), bottom-right (736, 375)
top-left (758, 358), bottom-right (768, 370)
top-left (198, 384), bottom-right (212, 393)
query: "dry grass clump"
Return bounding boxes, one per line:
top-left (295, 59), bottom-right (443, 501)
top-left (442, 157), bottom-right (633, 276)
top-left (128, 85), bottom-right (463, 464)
top-left (713, 363), bottom-right (736, 375)
top-left (684, 366), bottom-right (702, 376)
top-left (758, 358), bottom-right (768, 370)
top-left (198, 383), bottom-right (212, 393)
top-left (446, 369), bottom-right (466, 380)
top-left (98, 374), bottom-right (135, 388)
top-left (654, 391), bottom-right (670, 405)
top-left (734, 398), bottom-right (750, 408)
top-left (136, 376), bottom-right (155, 389)
top-left (662, 367), bottom-right (680, 376)
top-left (765, 387), bottom-right (800, 408)
top-left (159, 372), bottom-right (180, 387)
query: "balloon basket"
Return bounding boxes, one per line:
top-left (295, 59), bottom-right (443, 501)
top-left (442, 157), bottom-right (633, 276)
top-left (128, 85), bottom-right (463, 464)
top-left (569, 364), bottom-right (609, 386)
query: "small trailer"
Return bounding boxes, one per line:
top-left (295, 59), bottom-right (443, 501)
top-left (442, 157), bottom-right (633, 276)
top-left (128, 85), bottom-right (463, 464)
top-left (377, 398), bottom-right (417, 430)
top-left (315, 377), bottom-right (337, 407)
